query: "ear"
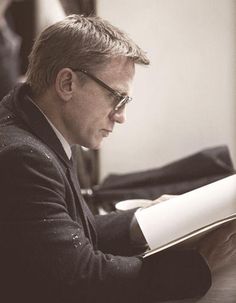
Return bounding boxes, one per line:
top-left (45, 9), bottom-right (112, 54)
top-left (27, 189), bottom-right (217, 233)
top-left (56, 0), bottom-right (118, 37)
top-left (55, 68), bottom-right (74, 102)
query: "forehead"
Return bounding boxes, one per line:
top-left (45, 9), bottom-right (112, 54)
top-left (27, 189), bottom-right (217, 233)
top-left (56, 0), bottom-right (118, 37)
top-left (101, 57), bottom-right (135, 76)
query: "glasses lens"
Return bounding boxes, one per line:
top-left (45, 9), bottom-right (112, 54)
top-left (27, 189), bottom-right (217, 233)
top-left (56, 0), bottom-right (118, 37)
top-left (114, 96), bottom-right (132, 112)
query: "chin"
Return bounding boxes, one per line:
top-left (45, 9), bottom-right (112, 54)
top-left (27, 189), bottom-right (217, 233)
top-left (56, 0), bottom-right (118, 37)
top-left (77, 134), bottom-right (103, 150)
top-left (91, 143), bottom-right (102, 150)
top-left (85, 140), bottom-right (102, 150)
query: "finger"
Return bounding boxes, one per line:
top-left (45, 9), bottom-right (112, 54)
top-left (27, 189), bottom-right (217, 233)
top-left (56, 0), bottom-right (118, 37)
top-left (154, 194), bottom-right (177, 203)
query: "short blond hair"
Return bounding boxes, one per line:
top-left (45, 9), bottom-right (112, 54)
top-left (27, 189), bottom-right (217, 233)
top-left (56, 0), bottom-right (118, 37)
top-left (26, 14), bottom-right (150, 96)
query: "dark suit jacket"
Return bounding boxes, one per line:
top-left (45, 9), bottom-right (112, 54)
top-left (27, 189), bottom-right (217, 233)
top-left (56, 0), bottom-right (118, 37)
top-left (0, 84), bottom-right (211, 303)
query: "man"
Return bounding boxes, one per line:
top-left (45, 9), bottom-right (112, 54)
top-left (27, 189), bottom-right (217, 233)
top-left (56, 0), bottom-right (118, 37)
top-left (0, 15), bottom-right (211, 303)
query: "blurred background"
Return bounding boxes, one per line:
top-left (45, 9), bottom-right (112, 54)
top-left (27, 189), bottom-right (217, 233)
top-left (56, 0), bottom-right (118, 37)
top-left (3, 0), bottom-right (236, 183)
top-left (97, 0), bottom-right (236, 180)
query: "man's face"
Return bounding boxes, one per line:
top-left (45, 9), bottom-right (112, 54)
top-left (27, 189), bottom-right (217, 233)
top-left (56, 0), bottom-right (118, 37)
top-left (63, 57), bottom-right (135, 149)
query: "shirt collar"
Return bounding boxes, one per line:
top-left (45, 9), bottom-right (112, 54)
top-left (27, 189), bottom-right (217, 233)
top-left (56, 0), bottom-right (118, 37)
top-left (26, 96), bottom-right (72, 160)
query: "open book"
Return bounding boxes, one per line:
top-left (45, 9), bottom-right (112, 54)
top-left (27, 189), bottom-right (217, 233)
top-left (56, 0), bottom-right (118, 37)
top-left (135, 174), bottom-right (236, 258)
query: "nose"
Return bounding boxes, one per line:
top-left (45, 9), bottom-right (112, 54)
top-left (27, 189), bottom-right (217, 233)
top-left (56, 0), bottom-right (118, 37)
top-left (110, 107), bottom-right (126, 124)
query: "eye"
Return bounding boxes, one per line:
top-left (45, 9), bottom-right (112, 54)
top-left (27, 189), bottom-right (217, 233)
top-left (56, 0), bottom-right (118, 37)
top-left (108, 92), bottom-right (121, 103)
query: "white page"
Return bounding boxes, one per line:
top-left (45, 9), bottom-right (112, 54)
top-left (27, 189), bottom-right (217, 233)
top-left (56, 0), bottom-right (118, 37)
top-left (136, 174), bottom-right (236, 250)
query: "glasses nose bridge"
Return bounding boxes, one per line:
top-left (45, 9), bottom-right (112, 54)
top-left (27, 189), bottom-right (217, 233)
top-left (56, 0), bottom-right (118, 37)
top-left (114, 95), bottom-right (132, 111)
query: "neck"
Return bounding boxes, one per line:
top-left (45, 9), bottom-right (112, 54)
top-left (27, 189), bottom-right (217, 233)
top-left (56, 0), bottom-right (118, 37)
top-left (33, 90), bottom-right (67, 141)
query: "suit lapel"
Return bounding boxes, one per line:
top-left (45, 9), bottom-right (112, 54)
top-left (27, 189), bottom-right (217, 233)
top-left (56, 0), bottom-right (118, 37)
top-left (68, 158), bottom-right (97, 246)
top-left (13, 86), bottom-right (71, 168)
top-left (13, 84), bottom-right (97, 245)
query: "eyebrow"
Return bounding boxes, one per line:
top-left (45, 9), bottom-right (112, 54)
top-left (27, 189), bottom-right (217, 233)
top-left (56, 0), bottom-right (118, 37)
top-left (74, 68), bottom-right (126, 98)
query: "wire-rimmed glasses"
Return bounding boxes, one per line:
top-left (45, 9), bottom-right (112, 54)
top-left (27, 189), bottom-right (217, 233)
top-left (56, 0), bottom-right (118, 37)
top-left (72, 68), bottom-right (132, 112)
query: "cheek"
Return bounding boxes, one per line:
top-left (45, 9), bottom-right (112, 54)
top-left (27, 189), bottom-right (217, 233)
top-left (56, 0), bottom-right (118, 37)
top-left (79, 90), bottom-right (113, 118)
top-left (68, 94), bottom-right (112, 134)
top-left (74, 108), bottom-right (107, 137)
top-left (85, 106), bottom-right (111, 127)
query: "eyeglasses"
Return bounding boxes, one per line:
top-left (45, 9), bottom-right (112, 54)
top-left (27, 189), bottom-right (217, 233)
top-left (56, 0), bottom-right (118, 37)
top-left (72, 68), bottom-right (132, 112)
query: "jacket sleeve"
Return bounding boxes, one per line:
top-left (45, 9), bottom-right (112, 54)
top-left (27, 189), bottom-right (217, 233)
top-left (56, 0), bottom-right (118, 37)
top-left (95, 209), bottom-right (142, 256)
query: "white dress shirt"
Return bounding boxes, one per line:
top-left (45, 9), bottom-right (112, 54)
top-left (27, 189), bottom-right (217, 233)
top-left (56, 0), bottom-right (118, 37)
top-left (27, 96), bottom-right (72, 159)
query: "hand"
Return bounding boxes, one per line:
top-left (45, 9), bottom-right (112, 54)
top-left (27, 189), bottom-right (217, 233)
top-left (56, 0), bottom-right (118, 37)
top-left (196, 220), bottom-right (236, 273)
top-left (142, 194), bottom-right (177, 208)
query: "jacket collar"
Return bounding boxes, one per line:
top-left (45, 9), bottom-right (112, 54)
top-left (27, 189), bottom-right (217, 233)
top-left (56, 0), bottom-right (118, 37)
top-left (12, 83), bottom-right (73, 168)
